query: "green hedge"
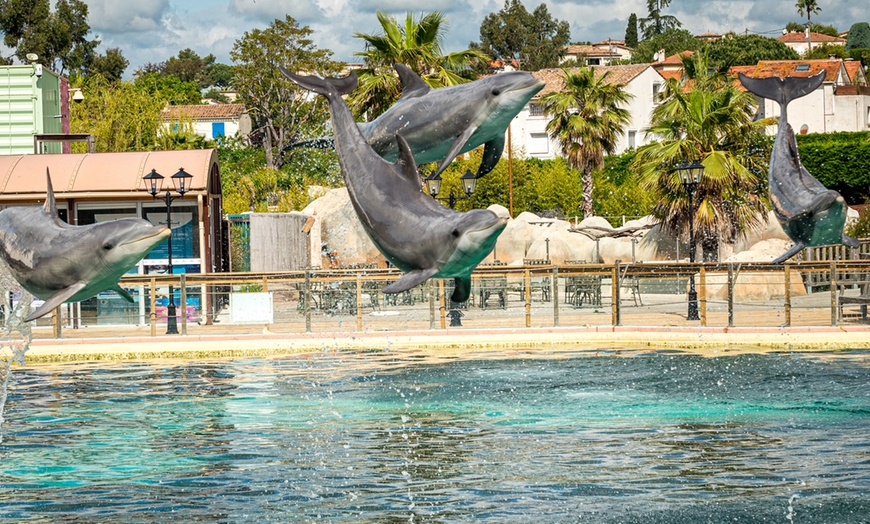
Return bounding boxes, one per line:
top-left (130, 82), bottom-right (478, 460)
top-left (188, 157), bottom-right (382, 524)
top-left (796, 132), bottom-right (870, 204)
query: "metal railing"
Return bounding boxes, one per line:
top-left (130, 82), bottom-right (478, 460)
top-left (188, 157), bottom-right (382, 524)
top-left (29, 258), bottom-right (870, 338)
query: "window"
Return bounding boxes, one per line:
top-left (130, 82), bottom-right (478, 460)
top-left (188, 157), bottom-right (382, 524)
top-left (795, 64), bottom-right (811, 72)
top-left (528, 132), bottom-right (549, 155)
top-left (142, 203), bottom-right (199, 261)
top-left (628, 130), bottom-right (636, 149)
top-left (652, 83), bottom-right (662, 104)
top-left (528, 103), bottom-right (545, 117)
top-left (211, 122), bottom-right (226, 138)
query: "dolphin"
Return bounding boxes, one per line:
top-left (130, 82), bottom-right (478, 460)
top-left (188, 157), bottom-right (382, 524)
top-left (738, 71), bottom-right (858, 264)
top-left (280, 66), bottom-right (507, 302)
top-left (0, 171), bottom-right (171, 321)
top-left (291, 63), bottom-right (544, 179)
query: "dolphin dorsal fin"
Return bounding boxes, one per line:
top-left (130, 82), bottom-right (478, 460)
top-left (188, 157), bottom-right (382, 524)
top-left (395, 63), bottom-right (430, 101)
top-left (43, 168), bottom-right (58, 218)
top-left (394, 133), bottom-right (423, 188)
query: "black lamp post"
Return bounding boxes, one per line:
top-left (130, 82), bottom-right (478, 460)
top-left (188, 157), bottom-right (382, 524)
top-left (424, 169), bottom-right (478, 209)
top-left (143, 167), bottom-right (192, 334)
top-left (674, 160), bottom-right (705, 321)
top-left (423, 169), bottom-right (478, 326)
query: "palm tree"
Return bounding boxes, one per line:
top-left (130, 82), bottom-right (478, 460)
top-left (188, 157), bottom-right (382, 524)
top-left (349, 11), bottom-right (489, 119)
top-left (796, 0), bottom-right (822, 52)
top-left (540, 67), bottom-right (633, 218)
top-left (632, 52), bottom-right (771, 261)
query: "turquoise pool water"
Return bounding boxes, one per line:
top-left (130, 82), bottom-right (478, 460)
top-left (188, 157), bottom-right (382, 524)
top-left (1, 350), bottom-right (868, 523)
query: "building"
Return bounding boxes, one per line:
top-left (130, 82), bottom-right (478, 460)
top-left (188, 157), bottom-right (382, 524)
top-left (734, 59), bottom-right (870, 134)
top-left (0, 63), bottom-right (67, 154)
top-left (509, 64), bottom-right (666, 160)
top-left (777, 31), bottom-right (846, 56)
top-left (0, 149), bottom-right (227, 325)
top-left (561, 40), bottom-right (633, 66)
top-left (160, 103), bottom-right (251, 141)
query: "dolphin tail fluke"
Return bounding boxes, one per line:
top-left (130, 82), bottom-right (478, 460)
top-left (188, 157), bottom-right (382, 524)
top-left (772, 242), bottom-right (806, 265)
top-left (278, 66), bottom-right (357, 97)
top-left (451, 276), bottom-right (471, 303)
top-left (738, 72), bottom-right (825, 110)
top-left (383, 267), bottom-right (439, 294)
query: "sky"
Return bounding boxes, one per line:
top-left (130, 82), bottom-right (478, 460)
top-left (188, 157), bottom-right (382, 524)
top-left (78, 0), bottom-right (866, 74)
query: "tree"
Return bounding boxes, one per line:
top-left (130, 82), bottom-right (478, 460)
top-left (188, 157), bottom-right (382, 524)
top-left (639, 0), bottom-right (681, 40)
top-left (349, 11), bottom-right (487, 119)
top-left (795, 0), bottom-right (822, 30)
top-left (133, 72), bottom-right (201, 105)
top-left (0, 0), bottom-right (98, 75)
top-left (68, 75), bottom-right (167, 152)
top-left (87, 47), bottom-right (128, 82)
top-left (804, 43), bottom-right (846, 59)
top-left (231, 15), bottom-right (341, 170)
top-left (206, 62), bottom-right (234, 88)
top-left (704, 34), bottom-right (799, 69)
top-left (625, 13), bottom-right (639, 48)
top-left (476, 0), bottom-right (570, 71)
top-left (630, 28), bottom-right (700, 63)
top-left (540, 67), bottom-right (633, 218)
top-left (632, 52), bottom-right (770, 262)
top-left (845, 22), bottom-right (870, 52)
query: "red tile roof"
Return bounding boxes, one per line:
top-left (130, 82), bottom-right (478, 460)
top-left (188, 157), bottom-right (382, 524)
top-left (777, 31), bottom-right (845, 44)
top-left (161, 104), bottom-right (247, 120)
top-left (532, 64), bottom-right (655, 97)
top-left (744, 59), bottom-right (845, 83)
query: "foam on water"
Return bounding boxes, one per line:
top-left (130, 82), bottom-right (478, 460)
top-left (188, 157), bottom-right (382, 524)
top-left (0, 261), bottom-right (33, 444)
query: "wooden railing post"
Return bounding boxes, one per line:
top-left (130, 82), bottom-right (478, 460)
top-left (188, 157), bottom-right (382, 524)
top-left (784, 264), bottom-right (792, 327)
top-left (699, 265), bottom-right (707, 327)
top-left (552, 267), bottom-right (559, 327)
top-left (180, 274), bottom-right (188, 335)
top-left (524, 269), bottom-right (531, 328)
top-left (727, 264), bottom-right (734, 327)
top-left (831, 261), bottom-right (838, 326)
top-left (304, 270), bottom-right (311, 333)
top-left (612, 261), bottom-right (621, 326)
top-left (149, 277), bottom-right (157, 337)
top-left (439, 280), bottom-right (446, 329)
top-left (356, 273), bottom-right (363, 331)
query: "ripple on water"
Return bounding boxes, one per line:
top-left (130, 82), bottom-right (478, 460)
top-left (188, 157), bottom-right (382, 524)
top-left (0, 351), bottom-right (868, 522)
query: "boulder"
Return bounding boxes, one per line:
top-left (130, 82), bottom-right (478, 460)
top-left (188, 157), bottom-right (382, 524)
top-left (701, 239), bottom-right (807, 301)
top-left (302, 188), bottom-right (384, 267)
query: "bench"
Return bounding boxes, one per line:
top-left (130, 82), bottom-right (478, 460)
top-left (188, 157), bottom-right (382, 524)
top-left (837, 278), bottom-right (870, 320)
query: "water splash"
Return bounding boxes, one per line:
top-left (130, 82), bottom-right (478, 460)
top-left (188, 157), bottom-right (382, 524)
top-left (0, 261), bottom-right (33, 444)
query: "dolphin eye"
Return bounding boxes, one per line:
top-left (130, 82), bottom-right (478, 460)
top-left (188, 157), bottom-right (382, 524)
top-left (103, 242), bottom-right (114, 251)
top-left (452, 229), bottom-right (460, 237)
top-left (492, 88), bottom-right (501, 96)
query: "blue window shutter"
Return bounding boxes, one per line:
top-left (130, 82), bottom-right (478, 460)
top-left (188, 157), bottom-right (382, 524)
top-left (212, 122), bottom-right (225, 138)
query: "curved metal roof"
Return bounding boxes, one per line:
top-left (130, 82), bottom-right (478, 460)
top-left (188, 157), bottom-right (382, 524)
top-left (0, 149), bottom-right (220, 201)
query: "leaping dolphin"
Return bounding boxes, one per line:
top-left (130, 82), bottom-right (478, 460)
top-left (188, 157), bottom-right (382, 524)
top-left (291, 63), bottom-right (544, 179)
top-left (0, 171), bottom-right (171, 321)
top-left (280, 66), bottom-right (507, 302)
top-left (739, 71), bottom-right (858, 263)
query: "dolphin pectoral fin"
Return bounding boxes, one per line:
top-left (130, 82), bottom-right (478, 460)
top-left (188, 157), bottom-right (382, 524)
top-left (113, 284), bottom-right (135, 303)
top-left (772, 242), bottom-right (806, 265)
top-left (24, 282), bottom-right (87, 322)
top-left (451, 276), bottom-right (471, 303)
top-left (434, 126), bottom-right (477, 176)
top-left (477, 136), bottom-right (505, 178)
top-left (843, 234), bottom-right (860, 248)
top-left (383, 267), bottom-right (439, 294)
